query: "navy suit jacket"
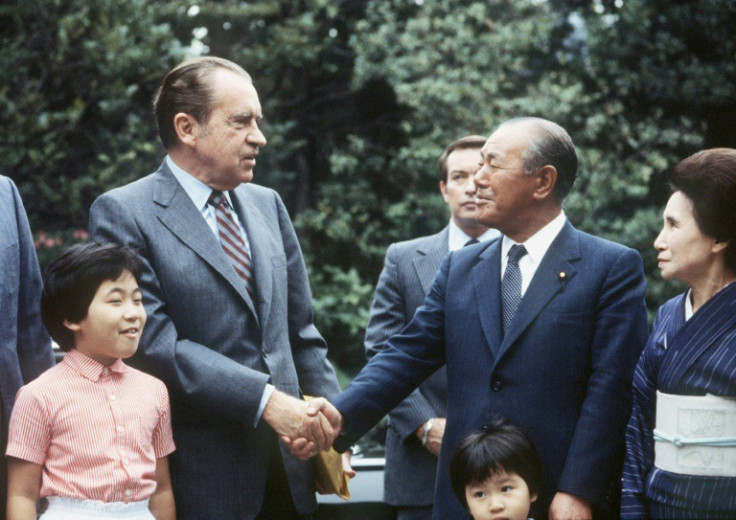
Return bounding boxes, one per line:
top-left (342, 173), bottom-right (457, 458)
top-left (365, 227), bottom-right (450, 506)
top-left (335, 221), bottom-right (648, 519)
top-left (90, 161), bottom-right (341, 519)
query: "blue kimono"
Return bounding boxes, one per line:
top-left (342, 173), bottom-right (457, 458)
top-left (622, 283), bottom-right (736, 518)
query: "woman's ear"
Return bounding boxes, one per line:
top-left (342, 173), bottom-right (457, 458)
top-left (63, 319), bottom-right (81, 332)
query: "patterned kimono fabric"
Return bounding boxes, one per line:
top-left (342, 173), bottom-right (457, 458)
top-left (622, 282), bottom-right (736, 519)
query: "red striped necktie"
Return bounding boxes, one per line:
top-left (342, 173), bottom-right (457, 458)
top-left (208, 190), bottom-right (254, 297)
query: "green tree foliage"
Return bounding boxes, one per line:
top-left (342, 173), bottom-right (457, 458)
top-left (3, 0), bottom-right (735, 375)
top-left (0, 0), bottom-right (185, 230)
top-left (152, 0), bottom-right (380, 374)
top-left (335, 0), bottom-right (736, 332)
top-left (567, 0), bottom-right (736, 308)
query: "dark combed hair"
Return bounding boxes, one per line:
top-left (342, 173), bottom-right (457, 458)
top-left (450, 422), bottom-right (543, 509)
top-left (41, 242), bottom-right (143, 352)
top-left (669, 148), bottom-right (736, 270)
top-left (153, 56), bottom-right (252, 150)
top-left (437, 135), bottom-right (488, 183)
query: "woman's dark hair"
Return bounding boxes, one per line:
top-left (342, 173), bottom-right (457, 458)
top-left (449, 422), bottom-right (543, 509)
top-left (669, 148), bottom-right (736, 270)
top-left (41, 242), bottom-right (143, 351)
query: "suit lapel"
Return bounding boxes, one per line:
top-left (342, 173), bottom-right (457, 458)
top-left (152, 165), bottom-right (259, 321)
top-left (413, 227), bottom-right (449, 294)
top-left (473, 240), bottom-right (504, 353)
top-left (495, 222), bottom-right (580, 361)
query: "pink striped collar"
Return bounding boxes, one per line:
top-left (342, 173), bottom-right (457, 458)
top-left (63, 349), bottom-right (128, 381)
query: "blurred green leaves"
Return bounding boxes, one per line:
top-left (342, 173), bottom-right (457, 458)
top-left (3, 0), bottom-right (735, 374)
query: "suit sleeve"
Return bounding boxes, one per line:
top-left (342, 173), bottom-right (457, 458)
top-left (556, 248), bottom-right (648, 509)
top-left (10, 178), bottom-right (54, 383)
top-left (333, 252), bottom-right (450, 452)
top-left (274, 192), bottom-right (340, 400)
top-left (364, 244), bottom-right (437, 442)
top-left (90, 193), bottom-right (272, 425)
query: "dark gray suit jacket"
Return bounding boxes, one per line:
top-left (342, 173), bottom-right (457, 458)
top-left (89, 161), bottom-right (341, 519)
top-left (365, 228), bottom-right (449, 507)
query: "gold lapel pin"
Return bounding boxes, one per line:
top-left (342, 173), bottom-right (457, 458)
top-left (558, 271), bottom-right (567, 280)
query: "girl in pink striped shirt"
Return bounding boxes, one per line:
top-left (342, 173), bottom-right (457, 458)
top-left (6, 243), bottom-right (176, 520)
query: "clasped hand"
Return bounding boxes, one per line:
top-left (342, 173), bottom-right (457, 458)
top-left (262, 390), bottom-right (343, 460)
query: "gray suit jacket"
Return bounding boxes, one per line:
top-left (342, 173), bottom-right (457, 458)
top-left (89, 161), bottom-right (340, 519)
top-left (0, 175), bottom-right (53, 443)
top-left (365, 227), bottom-right (449, 506)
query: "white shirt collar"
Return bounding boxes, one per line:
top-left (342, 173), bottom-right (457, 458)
top-left (448, 220), bottom-right (501, 251)
top-left (501, 210), bottom-right (567, 266)
top-left (166, 155), bottom-right (232, 210)
top-left (501, 211), bottom-right (567, 295)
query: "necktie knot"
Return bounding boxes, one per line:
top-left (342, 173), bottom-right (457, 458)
top-left (464, 238), bottom-right (479, 247)
top-left (208, 190), bottom-right (227, 208)
top-left (507, 244), bottom-right (527, 265)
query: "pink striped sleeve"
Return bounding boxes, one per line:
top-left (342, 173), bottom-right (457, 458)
top-left (6, 385), bottom-right (50, 465)
top-left (152, 381), bottom-right (175, 459)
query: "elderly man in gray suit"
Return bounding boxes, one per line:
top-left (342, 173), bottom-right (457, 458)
top-left (365, 136), bottom-right (499, 520)
top-left (89, 57), bottom-right (344, 520)
top-left (0, 175), bottom-right (54, 520)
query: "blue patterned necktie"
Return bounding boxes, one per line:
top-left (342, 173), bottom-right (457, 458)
top-left (501, 244), bottom-right (527, 333)
top-left (208, 191), bottom-right (254, 297)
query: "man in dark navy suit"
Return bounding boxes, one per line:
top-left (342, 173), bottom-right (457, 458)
top-left (365, 135), bottom-right (498, 520)
top-left (300, 117), bottom-right (648, 520)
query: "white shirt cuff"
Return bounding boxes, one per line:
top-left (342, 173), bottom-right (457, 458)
top-left (254, 383), bottom-right (275, 428)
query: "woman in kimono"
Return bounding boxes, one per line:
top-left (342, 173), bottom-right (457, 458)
top-left (621, 148), bottom-right (736, 519)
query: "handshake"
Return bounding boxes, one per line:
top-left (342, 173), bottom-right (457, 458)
top-left (262, 389), bottom-right (345, 460)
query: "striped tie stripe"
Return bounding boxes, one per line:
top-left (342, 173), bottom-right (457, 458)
top-left (209, 191), bottom-right (254, 296)
top-left (501, 244), bottom-right (526, 334)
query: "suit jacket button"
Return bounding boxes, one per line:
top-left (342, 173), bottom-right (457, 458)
top-left (491, 379), bottom-right (503, 392)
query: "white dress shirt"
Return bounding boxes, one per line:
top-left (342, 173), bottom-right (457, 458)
top-left (501, 211), bottom-right (567, 296)
top-left (448, 220), bottom-right (501, 251)
top-left (166, 156), bottom-right (252, 256)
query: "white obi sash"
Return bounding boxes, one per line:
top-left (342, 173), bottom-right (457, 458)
top-left (653, 391), bottom-right (736, 477)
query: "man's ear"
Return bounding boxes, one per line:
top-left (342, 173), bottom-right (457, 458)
top-left (173, 112), bottom-right (199, 147)
top-left (63, 319), bottom-right (81, 332)
top-left (530, 491), bottom-right (538, 503)
top-left (533, 165), bottom-right (557, 200)
top-left (439, 181), bottom-right (449, 203)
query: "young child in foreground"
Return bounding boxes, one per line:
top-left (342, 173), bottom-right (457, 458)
top-left (450, 423), bottom-right (543, 520)
top-left (5, 243), bottom-right (176, 520)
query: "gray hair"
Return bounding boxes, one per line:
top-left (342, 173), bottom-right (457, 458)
top-left (499, 117), bottom-right (578, 200)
